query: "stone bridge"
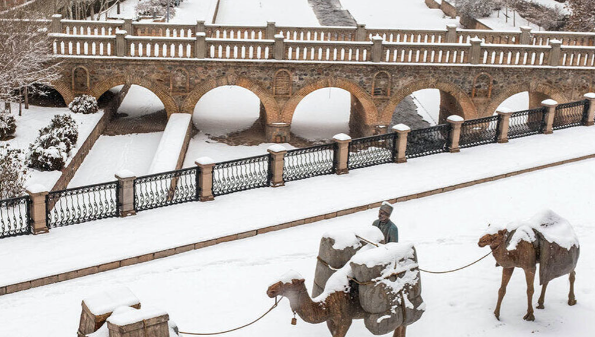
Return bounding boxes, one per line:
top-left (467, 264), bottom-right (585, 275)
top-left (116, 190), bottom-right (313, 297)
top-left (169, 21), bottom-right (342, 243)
top-left (46, 16), bottom-right (595, 141)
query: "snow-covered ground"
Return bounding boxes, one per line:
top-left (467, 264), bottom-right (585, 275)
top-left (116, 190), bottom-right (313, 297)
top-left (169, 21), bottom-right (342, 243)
top-left (1, 130), bottom-right (594, 336)
top-left (215, 0), bottom-right (319, 26)
top-left (113, 85), bottom-right (165, 118)
top-left (107, 0), bottom-right (217, 23)
top-left (291, 88), bottom-right (351, 140)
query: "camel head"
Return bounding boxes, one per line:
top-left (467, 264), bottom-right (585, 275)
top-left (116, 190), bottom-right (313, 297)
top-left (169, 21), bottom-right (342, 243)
top-left (478, 229), bottom-right (508, 249)
top-left (267, 278), bottom-right (305, 298)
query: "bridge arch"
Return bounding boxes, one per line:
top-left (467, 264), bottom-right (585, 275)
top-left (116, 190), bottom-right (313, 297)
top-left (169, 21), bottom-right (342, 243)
top-left (91, 75), bottom-right (179, 116)
top-left (381, 79), bottom-right (478, 125)
top-left (48, 80), bottom-right (76, 105)
top-left (486, 82), bottom-right (569, 115)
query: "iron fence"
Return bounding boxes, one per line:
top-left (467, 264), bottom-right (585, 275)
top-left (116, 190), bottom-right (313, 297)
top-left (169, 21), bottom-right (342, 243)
top-left (134, 167), bottom-right (199, 212)
top-left (553, 100), bottom-right (588, 130)
top-left (283, 144), bottom-right (336, 182)
top-left (406, 124), bottom-right (451, 158)
top-left (46, 181), bottom-right (119, 228)
top-left (459, 115), bottom-right (499, 148)
top-left (348, 133), bottom-right (396, 170)
top-left (508, 107), bottom-right (547, 139)
top-left (212, 155), bottom-right (271, 196)
top-left (0, 196), bottom-right (31, 238)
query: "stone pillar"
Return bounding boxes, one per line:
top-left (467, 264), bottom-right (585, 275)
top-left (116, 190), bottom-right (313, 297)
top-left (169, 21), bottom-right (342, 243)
top-left (26, 185), bottom-right (49, 235)
top-left (371, 35), bottom-right (384, 62)
top-left (542, 99), bottom-right (559, 134)
top-left (584, 93), bottom-right (595, 126)
top-left (549, 39), bottom-right (561, 67)
top-left (274, 34), bottom-right (285, 60)
top-left (446, 24), bottom-right (457, 43)
top-left (356, 23), bottom-right (367, 41)
top-left (266, 122), bottom-right (290, 143)
top-left (115, 170), bottom-right (136, 217)
top-left (196, 20), bottom-right (205, 34)
top-left (124, 19), bottom-right (133, 36)
top-left (520, 26), bottom-right (532, 45)
top-left (333, 133), bottom-right (351, 175)
top-left (266, 21), bottom-right (276, 39)
top-left (51, 14), bottom-right (63, 34)
top-left (469, 38), bottom-right (482, 64)
top-left (116, 30), bottom-right (127, 57)
top-left (392, 124), bottom-right (410, 164)
top-left (267, 145), bottom-right (286, 187)
top-left (447, 115), bottom-right (464, 153)
top-left (496, 107), bottom-right (513, 143)
top-left (195, 32), bottom-right (206, 58)
top-left (196, 157), bottom-right (215, 202)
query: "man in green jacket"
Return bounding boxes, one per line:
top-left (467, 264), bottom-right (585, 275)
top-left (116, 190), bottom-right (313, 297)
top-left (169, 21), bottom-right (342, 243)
top-left (373, 202), bottom-right (398, 243)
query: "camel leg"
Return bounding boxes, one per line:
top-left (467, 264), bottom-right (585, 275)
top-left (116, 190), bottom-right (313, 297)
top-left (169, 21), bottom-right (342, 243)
top-left (568, 271), bottom-right (577, 306)
top-left (326, 319), bottom-right (351, 337)
top-left (393, 325), bottom-right (406, 337)
top-left (537, 281), bottom-right (548, 309)
top-left (523, 267), bottom-right (536, 321)
top-left (494, 267), bottom-right (514, 320)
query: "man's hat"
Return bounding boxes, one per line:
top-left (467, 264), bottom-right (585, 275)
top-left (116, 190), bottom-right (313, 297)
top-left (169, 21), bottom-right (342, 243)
top-left (380, 201), bottom-right (393, 216)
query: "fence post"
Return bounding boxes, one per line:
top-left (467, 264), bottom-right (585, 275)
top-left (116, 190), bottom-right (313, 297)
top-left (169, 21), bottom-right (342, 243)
top-left (266, 21), bottom-right (276, 40)
top-left (542, 99), bottom-right (558, 134)
top-left (124, 19), bottom-right (133, 36)
top-left (196, 20), bottom-right (205, 34)
top-left (196, 32), bottom-right (206, 58)
top-left (519, 26), bottom-right (532, 45)
top-left (446, 24), bottom-right (457, 43)
top-left (115, 170), bottom-right (136, 217)
top-left (469, 38), bottom-right (482, 64)
top-left (584, 93), bottom-right (595, 126)
top-left (274, 34), bottom-right (285, 60)
top-left (116, 29), bottom-right (127, 57)
top-left (51, 14), bottom-right (63, 34)
top-left (333, 133), bottom-right (351, 175)
top-left (371, 35), bottom-right (384, 62)
top-left (267, 145), bottom-right (286, 187)
top-left (392, 124), bottom-right (410, 163)
top-left (447, 115), bottom-right (464, 153)
top-left (356, 23), bottom-right (367, 41)
top-left (26, 185), bottom-right (49, 235)
top-left (549, 39), bottom-right (561, 67)
top-left (496, 107), bottom-right (513, 143)
top-left (196, 157), bottom-right (215, 201)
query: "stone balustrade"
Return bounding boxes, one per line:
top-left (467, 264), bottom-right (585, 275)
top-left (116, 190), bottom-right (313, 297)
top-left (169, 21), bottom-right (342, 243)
top-left (479, 44), bottom-right (551, 66)
top-left (52, 34), bottom-right (116, 56)
top-left (126, 36), bottom-right (195, 58)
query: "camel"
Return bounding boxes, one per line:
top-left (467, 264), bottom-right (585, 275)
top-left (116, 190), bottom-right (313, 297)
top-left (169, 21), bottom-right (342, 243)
top-left (478, 229), bottom-right (578, 321)
top-left (267, 277), bottom-right (407, 337)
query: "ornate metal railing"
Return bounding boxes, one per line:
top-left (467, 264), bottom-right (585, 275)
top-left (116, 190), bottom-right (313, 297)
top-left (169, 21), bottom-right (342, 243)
top-left (0, 196), bottom-right (31, 238)
top-left (134, 167), bottom-right (199, 212)
top-left (459, 115), bottom-right (499, 148)
top-left (46, 181), bottom-right (119, 228)
top-left (553, 100), bottom-right (588, 130)
top-left (212, 155), bottom-right (271, 196)
top-left (348, 133), bottom-right (396, 170)
top-left (508, 107), bottom-right (547, 139)
top-left (406, 124), bottom-right (451, 158)
top-left (283, 144), bottom-right (336, 182)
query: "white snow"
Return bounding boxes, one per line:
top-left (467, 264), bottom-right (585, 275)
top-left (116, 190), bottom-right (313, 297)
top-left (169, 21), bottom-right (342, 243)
top-left (83, 287), bottom-right (140, 316)
top-left (195, 156), bottom-right (215, 165)
top-left (332, 133), bottom-right (351, 141)
top-left (113, 85), bottom-right (165, 118)
top-left (267, 144), bottom-right (286, 153)
top-left (215, 0), bottom-right (319, 26)
top-left (106, 306), bottom-right (168, 326)
top-left (273, 270), bottom-right (304, 285)
top-left (148, 114), bottom-right (191, 174)
top-left (322, 227), bottom-right (384, 250)
top-left (24, 184), bottom-right (48, 194)
top-left (115, 169), bottom-right (136, 179)
top-left (584, 93), bottom-right (595, 99)
top-left (350, 242), bottom-right (416, 269)
top-left (542, 99), bottom-right (559, 106)
top-left (505, 210), bottom-right (579, 251)
top-left (392, 124), bottom-right (411, 132)
top-left (291, 88), bottom-right (351, 141)
top-left (447, 115), bottom-right (464, 122)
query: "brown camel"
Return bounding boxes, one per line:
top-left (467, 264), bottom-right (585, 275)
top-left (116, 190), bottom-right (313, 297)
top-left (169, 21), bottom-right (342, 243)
top-left (267, 277), bottom-right (407, 337)
top-left (478, 229), bottom-right (577, 321)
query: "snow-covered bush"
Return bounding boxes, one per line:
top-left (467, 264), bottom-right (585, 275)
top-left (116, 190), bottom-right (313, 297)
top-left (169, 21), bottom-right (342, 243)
top-left (456, 0), bottom-right (498, 19)
top-left (0, 112), bottom-right (16, 139)
top-left (42, 114), bottom-right (78, 146)
top-left (136, 0), bottom-right (176, 17)
top-left (26, 114), bottom-right (79, 171)
top-left (69, 95), bottom-right (98, 114)
top-left (0, 145), bottom-right (28, 199)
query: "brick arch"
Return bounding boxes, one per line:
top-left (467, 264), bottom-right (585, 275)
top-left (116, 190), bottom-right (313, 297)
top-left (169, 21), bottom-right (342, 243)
top-left (381, 79), bottom-right (478, 124)
top-left (49, 80), bottom-right (76, 105)
top-left (486, 82), bottom-right (569, 115)
top-left (181, 76), bottom-right (279, 123)
top-left (281, 77), bottom-right (378, 125)
top-left (90, 75), bottom-right (179, 116)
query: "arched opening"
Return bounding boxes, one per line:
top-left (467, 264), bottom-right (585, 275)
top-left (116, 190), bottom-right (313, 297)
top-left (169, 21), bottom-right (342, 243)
top-left (291, 88), bottom-right (352, 142)
top-left (496, 92), bottom-right (530, 112)
top-left (26, 84), bottom-right (67, 107)
top-left (391, 89), bottom-right (440, 129)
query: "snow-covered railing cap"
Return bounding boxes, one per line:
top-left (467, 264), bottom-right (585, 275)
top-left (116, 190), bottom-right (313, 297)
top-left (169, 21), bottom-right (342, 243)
top-left (196, 32), bottom-right (206, 37)
top-left (541, 99), bottom-right (559, 106)
top-left (520, 26), bottom-right (532, 31)
top-left (115, 169), bottom-right (136, 179)
top-left (447, 115), bottom-right (464, 123)
top-left (549, 39), bottom-right (562, 45)
top-left (392, 124), bottom-right (410, 132)
top-left (26, 184), bottom-right (48, 194)
top-left (195, 157), bottom-right (215, 165)
top-left (116, 28), bottom-right (127, 35)
top-left (446, 24), bottom-right (457, 29)
top-left (268, 144), bottom-right (286, 153)
top-left (372, 35), bottom-right (383, 41)
top-left (584, 93), bottom-right (595, 99)
top-left (274, 33), bottom-right (284, 39)
top-left (469, 37), bottom-right (482, 43)
top-left (333, 133), bottom-right (351, 141)
top-left (52, 14), bottom-right (62, 19)
top-left (496, 107), bottom-right (513, 114)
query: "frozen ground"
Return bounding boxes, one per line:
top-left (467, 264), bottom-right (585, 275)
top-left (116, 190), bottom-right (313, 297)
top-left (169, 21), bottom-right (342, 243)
top-left (113, 85), bottom-right (165, 119)
top-left (215, 0), bottom-right (320, 26)
top-left (1, 134), bottom-right (594, 336)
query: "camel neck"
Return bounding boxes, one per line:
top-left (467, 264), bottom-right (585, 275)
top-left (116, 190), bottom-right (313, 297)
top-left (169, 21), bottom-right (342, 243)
top-left (288, 286), bottom-right (328, 324)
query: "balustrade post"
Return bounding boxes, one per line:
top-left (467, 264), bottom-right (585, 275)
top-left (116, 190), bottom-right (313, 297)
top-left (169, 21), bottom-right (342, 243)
top-left (549, 39), bottom-right (561, 67)
top-left (116, 29), bottom-right (127, 57)
top-left (392, 124), bottom-right (410, 164)
top-left (51, 14), bottom-right (62, 34)
top-left (196, 157), bottom-right (215, 202)
top-left (446, 24), bottom-right (457, 43)
top-left (496, 107), bottom-right (513, 143)
top-left (584, 93), bottom-right (595, 126)
top-left (267, 145), bottom-right (287, 187)
top-left (124, 19), bottom-right (133, 36)
top-left (115, 170), bottom-right (136, 217)
top-left (26, 185), bottom-right (49, 235)
top-left (469, 38), bottom-right (482, 64)
top-left (274, 34), bottom-right (285, 60)
top-left (195, 32), bottom-right (206, 58)
top-left (542, 99), bottom-right (559, 134)
top-left (196, 20), bottom-right (205, 34)
top-left (371, 35), bottom-right (384, 62)
top-left (266, 21), bottom-right (276, 40)
top-left (356, 23), bottom-right (367, 41)
top-left (520, 26), bottom-right (532, 45)
top-left (447, 115), bottom-right (464, 153)
top-left (333, 133), bottom-right (351, 175)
